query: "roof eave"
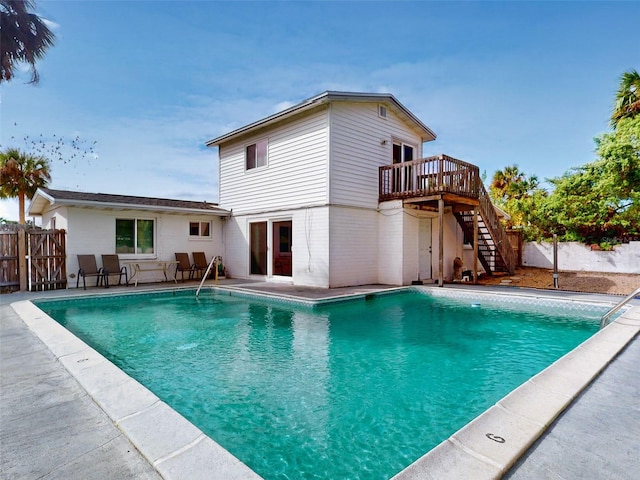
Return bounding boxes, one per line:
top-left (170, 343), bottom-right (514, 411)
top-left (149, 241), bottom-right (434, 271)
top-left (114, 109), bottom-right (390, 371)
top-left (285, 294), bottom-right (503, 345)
top-left (205, 91), bottom-right (437, 147)
top-left (61, 199), bottom-right (229, 216)
top-left (27, 189), bottom-right (229, 217)
top-left (27, 189), bottom-right (53, 216)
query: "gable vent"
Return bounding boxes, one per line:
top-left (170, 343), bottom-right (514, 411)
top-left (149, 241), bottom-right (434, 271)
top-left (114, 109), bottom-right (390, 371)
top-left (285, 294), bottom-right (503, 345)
top-left (378, 104), bottom-right (387, 118)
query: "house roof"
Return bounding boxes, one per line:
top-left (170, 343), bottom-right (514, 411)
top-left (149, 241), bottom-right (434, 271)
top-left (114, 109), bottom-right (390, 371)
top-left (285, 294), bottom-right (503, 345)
top-left (205, 91), bottom-right (437, 147)
top-left (27, 188), bottom-right (230, 217)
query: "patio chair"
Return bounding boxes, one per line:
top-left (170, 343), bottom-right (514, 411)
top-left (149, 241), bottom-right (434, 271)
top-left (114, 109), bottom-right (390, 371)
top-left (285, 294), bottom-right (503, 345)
top-left (101, 254), bottom-right (128, 286)
top-left (175, 252), bottom-right (196, 281)
top-left (192, 252), bottom-right (212, 279)
top-left (76, 254), bottom-right (108, 290)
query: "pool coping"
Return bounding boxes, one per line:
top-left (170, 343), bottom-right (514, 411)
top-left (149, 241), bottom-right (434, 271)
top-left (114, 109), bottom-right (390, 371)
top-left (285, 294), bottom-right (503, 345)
top-left (8, 285), bottom-right (640, 480)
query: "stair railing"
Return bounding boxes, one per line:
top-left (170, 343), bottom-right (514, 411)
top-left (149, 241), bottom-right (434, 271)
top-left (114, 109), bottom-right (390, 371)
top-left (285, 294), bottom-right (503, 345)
top-left (476, 183), bottom-right (516, 275)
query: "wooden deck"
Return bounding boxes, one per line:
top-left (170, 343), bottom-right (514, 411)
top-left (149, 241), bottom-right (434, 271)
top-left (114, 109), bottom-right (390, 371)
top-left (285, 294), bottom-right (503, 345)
top-left (379, 154), bottom-right (481, 207)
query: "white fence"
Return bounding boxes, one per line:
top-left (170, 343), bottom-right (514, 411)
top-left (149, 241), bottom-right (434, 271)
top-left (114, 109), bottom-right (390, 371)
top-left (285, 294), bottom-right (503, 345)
top-left (523, 241), bottom-right (640, 274)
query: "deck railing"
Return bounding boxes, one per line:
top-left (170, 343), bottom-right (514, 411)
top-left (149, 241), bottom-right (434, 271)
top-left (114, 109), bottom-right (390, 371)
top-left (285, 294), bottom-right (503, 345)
top-left (379, 154), bottom-right (481, 201)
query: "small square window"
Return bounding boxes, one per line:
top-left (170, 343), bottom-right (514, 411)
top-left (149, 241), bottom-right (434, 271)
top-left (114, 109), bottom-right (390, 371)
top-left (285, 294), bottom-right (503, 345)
top-left (246, 139), bottom-right (268, 170)
top-left (189, 221), bottom-right (211, 238)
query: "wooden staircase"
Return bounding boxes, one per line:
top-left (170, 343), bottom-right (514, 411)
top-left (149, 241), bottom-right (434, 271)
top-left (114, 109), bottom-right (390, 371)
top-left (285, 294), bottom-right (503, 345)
top-left (454, 183), bottom-right (516, 276)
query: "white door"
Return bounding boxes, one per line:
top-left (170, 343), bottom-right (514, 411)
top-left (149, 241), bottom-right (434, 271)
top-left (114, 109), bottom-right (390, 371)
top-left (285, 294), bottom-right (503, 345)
top-left (418, 218), bottom-right (432, 280)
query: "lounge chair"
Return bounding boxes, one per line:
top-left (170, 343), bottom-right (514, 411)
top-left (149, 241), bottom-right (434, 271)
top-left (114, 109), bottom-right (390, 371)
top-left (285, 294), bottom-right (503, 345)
top-left (175, 253), bottom-right (196, 281)
top-left (76, 254), bottom-right (108, 290)
top-left (101, 254), bottom-right (128, 286)
top-left (192, 252), bottom-right (212, 279)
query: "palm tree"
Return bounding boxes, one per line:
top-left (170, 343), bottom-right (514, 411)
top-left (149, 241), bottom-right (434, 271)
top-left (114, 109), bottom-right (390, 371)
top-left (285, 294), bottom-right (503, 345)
top-left (1, 0), bottom-right (55, 84)
top-left (0, 148), bottom-right (51, 224)
top-left (611, 69), bottom-right (640, 128)
top-left (490, 165), bottom-right (531, 203)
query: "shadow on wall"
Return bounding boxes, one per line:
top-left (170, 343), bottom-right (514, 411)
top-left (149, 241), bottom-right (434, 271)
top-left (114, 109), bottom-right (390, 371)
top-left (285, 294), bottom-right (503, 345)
top-left (523, 243), bottom-right (553, 269)
top-left (523, 241), bottom-right (640, 274)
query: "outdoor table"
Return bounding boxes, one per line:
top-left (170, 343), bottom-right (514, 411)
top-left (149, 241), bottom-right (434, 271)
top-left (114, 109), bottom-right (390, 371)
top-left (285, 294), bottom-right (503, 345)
top-left (124, 260), bottom-right (178, 287)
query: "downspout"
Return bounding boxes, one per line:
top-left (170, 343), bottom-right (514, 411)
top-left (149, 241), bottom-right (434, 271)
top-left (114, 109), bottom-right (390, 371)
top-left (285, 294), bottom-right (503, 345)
top-left (438, 196), bottom-right (444, 287)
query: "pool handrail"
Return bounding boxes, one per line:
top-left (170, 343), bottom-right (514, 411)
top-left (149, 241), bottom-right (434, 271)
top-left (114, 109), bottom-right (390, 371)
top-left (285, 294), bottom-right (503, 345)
top-left (600, 286), bottom-right (640, 329)
top-left (195, 256), bottom-right (219, 297)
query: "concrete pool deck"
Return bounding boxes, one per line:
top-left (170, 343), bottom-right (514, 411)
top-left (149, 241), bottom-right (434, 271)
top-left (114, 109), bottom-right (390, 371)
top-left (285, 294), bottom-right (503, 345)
top-left (1, 280), bottom-right (639, 479)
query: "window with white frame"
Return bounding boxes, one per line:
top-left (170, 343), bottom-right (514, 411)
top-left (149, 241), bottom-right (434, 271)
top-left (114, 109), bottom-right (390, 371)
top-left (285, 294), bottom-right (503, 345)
top-left (245, 138), bottom-right (268, 170)
top-left (189, 221), bottom-right (211, 237)
top-left (116, 218), bottom-right (155, 255)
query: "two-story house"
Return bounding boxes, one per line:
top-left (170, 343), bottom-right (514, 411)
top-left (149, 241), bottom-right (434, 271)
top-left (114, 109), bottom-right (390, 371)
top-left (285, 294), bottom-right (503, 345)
top-left (206, 91), bottom-right (514, 288)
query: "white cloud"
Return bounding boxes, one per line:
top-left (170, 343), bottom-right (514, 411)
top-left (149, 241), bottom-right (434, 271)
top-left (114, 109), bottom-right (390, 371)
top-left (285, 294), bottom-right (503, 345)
top-left (0, 198), bottom-right (19, 222)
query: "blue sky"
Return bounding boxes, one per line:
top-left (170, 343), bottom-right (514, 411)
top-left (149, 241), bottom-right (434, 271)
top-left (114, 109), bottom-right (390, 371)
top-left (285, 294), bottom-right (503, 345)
top-left (1, 0), bottom-right (638, 221)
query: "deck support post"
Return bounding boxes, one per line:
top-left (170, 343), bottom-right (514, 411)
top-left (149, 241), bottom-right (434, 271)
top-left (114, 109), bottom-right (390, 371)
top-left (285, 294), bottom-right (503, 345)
top-left (473, 207), bottom-right (479, 284)
top-left (438, 196), bottom-right (444, 287)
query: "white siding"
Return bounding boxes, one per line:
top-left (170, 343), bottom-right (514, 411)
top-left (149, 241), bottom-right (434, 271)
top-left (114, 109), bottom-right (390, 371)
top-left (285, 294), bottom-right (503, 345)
top-left (222, 217), bottom-right (249, 280)
top-left (430, 210), bottom-right (464, 282)
top-left (219, 108), bottom-right (330, 214)
top-left (378, 201), bottom-right (404, 286)
top-left (329, 102), bottom-right (424, 208)
top-left (378, 203), bottom-right (439, 286)
top-left (294, 206), bottom-right (330, 287)
top-left (328, 206), bottom-right (379, 287)
top-left (61, 207), bottom-right (224, 287)
top-left (402, 212), bottom-right (420, 285)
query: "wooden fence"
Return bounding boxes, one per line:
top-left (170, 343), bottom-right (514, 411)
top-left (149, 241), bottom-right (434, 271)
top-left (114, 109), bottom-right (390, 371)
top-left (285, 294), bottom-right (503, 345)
top-left (0, 231), bottom-right (21, 291)
top-left (0, 228), bottom-right (67, 292)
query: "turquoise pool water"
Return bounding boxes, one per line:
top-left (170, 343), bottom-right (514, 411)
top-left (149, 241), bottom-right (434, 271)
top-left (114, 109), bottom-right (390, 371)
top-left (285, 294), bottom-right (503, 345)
top-left (37, 290), bottom-right (602, 479)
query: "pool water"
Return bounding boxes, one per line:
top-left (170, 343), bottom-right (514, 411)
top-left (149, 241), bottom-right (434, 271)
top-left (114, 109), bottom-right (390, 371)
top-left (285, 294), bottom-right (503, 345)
top-left (37, 290), bottom-right (602, 479)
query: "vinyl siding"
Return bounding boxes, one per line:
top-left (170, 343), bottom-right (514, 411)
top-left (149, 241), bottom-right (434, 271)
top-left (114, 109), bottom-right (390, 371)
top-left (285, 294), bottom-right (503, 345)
top-left (219, 108), bottom-right (329, 214)
top-left (328, 206), bottom-right (379, 287)
top-left (377, 201), bottom-right (404, 285)
top-left (430, 209), bottom-right (463, 282)
top-left (329, 102), bottom-right (424, 208)
top-left (402, 212), bottom-right (420, 285)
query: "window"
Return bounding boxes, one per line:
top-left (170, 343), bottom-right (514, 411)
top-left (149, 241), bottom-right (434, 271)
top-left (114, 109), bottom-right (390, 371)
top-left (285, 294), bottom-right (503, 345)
top-left (378, 104), bottom-right (387, 118)
top-left (246, 139), bottom-right (268, 170)
top-left (392, 141), bottom-right (415, 163)
top-left (250, 222), bottom-right (267, 275)
top-left (392, 141), bottom-right (417, 192)
top-left (116, 218), bottom-right (155, 255)
top-left (189, 221), bottom-right (211, 237)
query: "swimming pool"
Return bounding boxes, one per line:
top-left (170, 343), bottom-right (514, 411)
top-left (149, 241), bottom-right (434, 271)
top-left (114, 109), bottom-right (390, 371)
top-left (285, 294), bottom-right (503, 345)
top-left (36, 289), bottom-right (605, 479)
